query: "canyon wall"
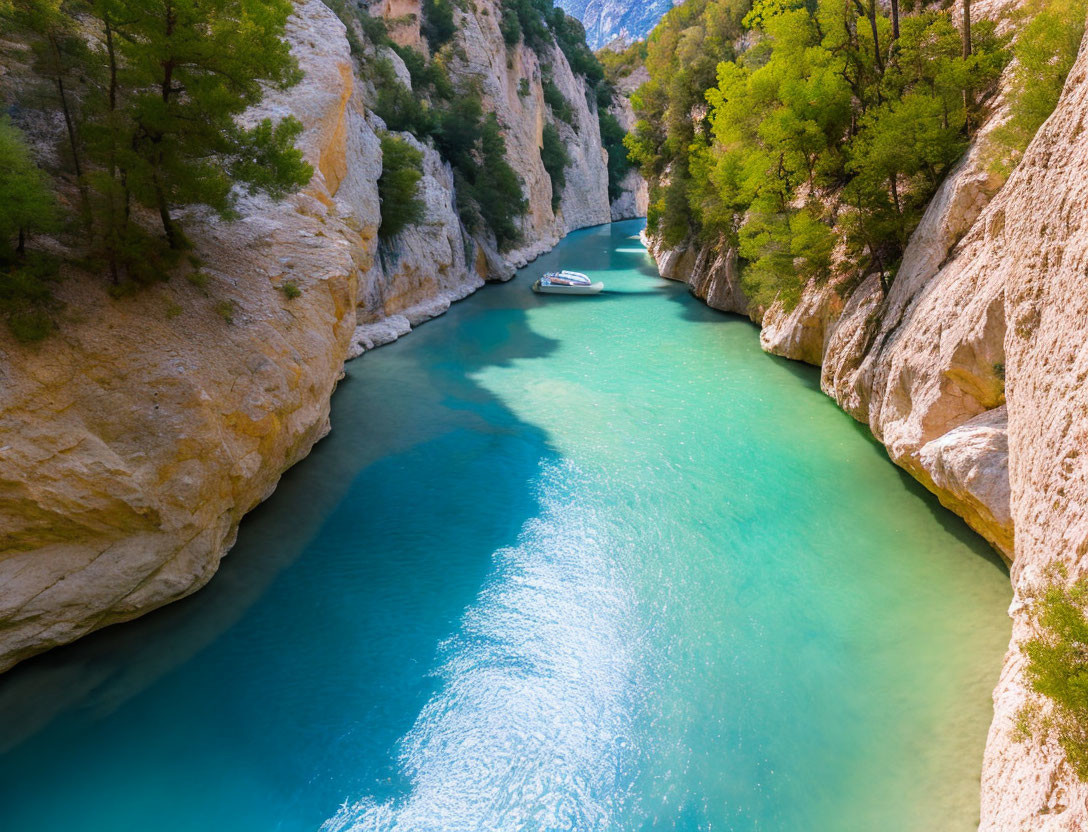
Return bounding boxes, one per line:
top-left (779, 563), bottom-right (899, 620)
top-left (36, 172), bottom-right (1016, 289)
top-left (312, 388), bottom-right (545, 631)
top-left (608, 65), bottom-right (651, 221)
top-left (646, 31), bottom-right (1088, 832)
top-left (0, 0), bottom-right (614, 670)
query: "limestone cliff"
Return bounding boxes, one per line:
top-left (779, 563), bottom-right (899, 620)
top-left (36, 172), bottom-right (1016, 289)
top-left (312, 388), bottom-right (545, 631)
top-left (350, 0), bottom-right (614, 350)
top-left (608, 65), bottom-right (650, 221)
top-left (645, 28), bottom-right (1088, 832)
top-left (0, 0), bottom-right (614, 670)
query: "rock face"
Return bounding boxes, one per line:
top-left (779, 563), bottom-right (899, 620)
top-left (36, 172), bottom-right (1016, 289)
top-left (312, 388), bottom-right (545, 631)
top-left (558, 0), bottom-right (677, 49)
top-left (0, 0), bottom-right (615, 670)
top-left (0, 0), bottom-right (371, 672)
top-left (645, 28), bottom-right (1088, 832)
top-left (412, 0), bottom-right (613, 252)
top-left (609, 65), bottom-right (650, 221)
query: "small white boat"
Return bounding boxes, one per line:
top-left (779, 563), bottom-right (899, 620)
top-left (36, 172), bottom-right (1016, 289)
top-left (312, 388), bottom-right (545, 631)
top-left (532, 270), bottom-right (604, 295)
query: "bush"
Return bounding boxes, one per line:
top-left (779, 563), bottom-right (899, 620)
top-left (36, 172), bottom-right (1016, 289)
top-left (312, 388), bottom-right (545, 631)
top-left (598, 109), bottom-right (630, 201)
top-left (432, 96), bottom-right (527, 248)
top-left (499, 6), bottom-right (521, 45)
top-left (0, 254), bottom-right (58, 342)
top-left (421, 0), bottom-right (456, 51)
top-left (377, 134), bottom-right (427, 240)
top-left (993, 0), bottom-right (1087, 168)
top-left (214, 299), bottom-right (235, 324)
top-left (0, 118), bottom-right (57, 260)
top-left (540, 123), bottom-right (569, 210)
top-left (1016, 566), bottom-right (1088, 780)
top-left (377, 84), bottom-right (434, 134)
top-left (542, 74), bottom-right (574, 125)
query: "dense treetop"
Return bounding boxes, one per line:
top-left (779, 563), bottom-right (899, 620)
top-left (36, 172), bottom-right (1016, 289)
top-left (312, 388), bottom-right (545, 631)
top-left (626, 0), bottom-right (1083, 310)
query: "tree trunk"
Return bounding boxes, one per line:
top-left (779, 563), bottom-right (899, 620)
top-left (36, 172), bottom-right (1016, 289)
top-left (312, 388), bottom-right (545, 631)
top-left (104, 13), bottom-right (122, 282)
top-left (48, 33), bottom-right (89, 220)
top-left (962, 0), bottom-right (972, 58)
top-left (867, 0), bottom-right (883, 74)
top-left (963, 0), bottom-right (973, 133)
top-left (156, 180), bottom-right (179, 249)
top-left (891, 0), bottom-right (900, 41)
top-left (17, 228), bottom-right (26, 256)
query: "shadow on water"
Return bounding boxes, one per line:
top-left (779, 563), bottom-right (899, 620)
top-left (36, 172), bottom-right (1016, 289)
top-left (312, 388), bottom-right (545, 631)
top-left (840, 418), bottom-right (1010, 576)
top-left (0, 264), bottom-right (565, 826)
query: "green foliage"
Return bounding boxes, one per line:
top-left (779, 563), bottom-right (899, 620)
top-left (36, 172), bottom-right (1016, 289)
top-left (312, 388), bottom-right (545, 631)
top-left (518, 77), bottom-right (531, 96)
top-left (497, 0), bottom-right (604, 86)
top-left (738, 203), bottom-right (834, 310)
top-left (542, 73), bottom-right (574, 125)
top-left (463, 112), bottom-right (527, 248)
top-left (377, 133), bottom-right (426, 240)
top-left (598, 109), bottom-right (631, 202)
top-left (281, 281), bottom-right (302, 299)
top-left (372, 71), bottom-right (436, 135)
top-left (597, 40), bottom-right (647, 84)
top-left (0, 117), bottom-right (57, 259)
top-left (391, 43), bottom-right (455, 98)
top-left (0, 253), bottom-right (58, 342)
top-left (231, 118), bottom-right (314, 200)
top-left (549, 11), bottom-right (603, 86)
top-left (421, 0), bottom-right (456, 51)
top-left (214, 299), bottom-right (235, 323)
top-left (993, 0), bottom-right (1088, 168)
top-left (626, 0), bottom-right (749, 244)
top-left (0, 117), bottom-right (59, 341)
top-left (629, 0), bottom-right (1010, 306)
top-left (4, 0), bottom-right (314, 292)
top-left (499, 5), bottom-right (522, 46)
top-left (1017, 566), bottom-right (1088, 781)
top-left (540, 123), bottom-right (569, 210)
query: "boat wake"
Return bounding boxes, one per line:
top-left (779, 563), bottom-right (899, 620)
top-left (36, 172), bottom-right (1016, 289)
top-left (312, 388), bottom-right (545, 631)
top-left (321, 462), bottom-right (642, 832)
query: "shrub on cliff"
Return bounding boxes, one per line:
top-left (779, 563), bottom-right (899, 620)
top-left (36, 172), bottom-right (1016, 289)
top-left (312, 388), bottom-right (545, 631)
top-left (598, 110), bottom-right (631, 202)
top-left (542, 74), bottom-right (574, 126)
top-left (1015, 565), bottom-right (1088, 781)
top-left (3, 0), bottom-right (314, 289)
top-left (540, 123), bottom-right (569, 211)
top-left (0, 117), bottom-right (60, 342)
top-left (0, 118), bottom-right (57, 260)
top-left (421, 0), bottom-right (456, 51)
top-left (992, 0), bottom-right (1088, 171)
top-left (377, 134), bottom-right (426, 241)
top-left (430, 96), bottom-right (526, 249)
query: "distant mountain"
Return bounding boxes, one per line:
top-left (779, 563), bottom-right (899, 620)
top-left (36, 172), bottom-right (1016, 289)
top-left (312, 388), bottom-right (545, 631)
top-left (557, 0), bottom-right (680, 49)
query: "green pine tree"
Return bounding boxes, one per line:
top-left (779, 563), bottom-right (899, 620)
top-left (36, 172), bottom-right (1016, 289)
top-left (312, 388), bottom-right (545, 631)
top-left (109, 0), bottom-right (310, 249)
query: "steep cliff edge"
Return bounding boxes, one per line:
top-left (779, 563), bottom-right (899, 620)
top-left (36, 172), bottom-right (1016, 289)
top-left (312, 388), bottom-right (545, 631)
top-left (0, 0), bottom-right (614, 670)
top-left (607, 65), bottom-right (650, 220)
top-left (646, 28), bottom-right (1088, 832)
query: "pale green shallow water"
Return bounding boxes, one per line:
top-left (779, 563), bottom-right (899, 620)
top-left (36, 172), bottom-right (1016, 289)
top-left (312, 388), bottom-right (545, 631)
top-left (0, 220), bottom-right (1010, 831)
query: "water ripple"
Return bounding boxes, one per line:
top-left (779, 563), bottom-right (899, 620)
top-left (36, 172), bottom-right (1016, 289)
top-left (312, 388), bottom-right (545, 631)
top-left (322, 462), bottom-right (642, 832)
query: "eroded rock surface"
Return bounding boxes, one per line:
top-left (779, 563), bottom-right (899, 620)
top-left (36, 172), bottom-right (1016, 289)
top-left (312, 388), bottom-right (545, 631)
top-left (0, 0), bottom-right (371, 671)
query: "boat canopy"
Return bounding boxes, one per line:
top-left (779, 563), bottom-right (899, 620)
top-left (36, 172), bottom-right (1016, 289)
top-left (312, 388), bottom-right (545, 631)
top-left (541, 270), bottom-right (592, 286)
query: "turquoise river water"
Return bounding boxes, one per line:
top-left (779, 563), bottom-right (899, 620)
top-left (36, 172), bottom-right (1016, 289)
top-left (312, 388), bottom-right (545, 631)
top-left (0, 220), bottom-right (1011, 831)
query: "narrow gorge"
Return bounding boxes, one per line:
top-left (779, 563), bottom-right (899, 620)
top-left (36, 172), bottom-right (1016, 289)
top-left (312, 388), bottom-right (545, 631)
top-left (0, 0), bottom-right (641, 669)
top-left (1, 0), bottom-right (1087, 829)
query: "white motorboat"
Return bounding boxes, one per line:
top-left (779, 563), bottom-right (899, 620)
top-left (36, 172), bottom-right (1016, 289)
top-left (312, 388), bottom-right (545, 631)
top-left (531, 270), bottom-right (604, 295)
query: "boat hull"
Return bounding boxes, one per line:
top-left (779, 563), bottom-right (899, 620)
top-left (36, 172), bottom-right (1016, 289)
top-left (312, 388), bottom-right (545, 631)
top-left (532, 280), bottom-right (605, 295)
